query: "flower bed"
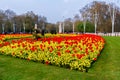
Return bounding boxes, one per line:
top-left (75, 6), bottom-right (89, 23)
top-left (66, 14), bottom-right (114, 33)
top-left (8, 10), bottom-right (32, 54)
top-left (2, 34), bottom-right (33, 40)
top-left (0, 34), bottom-right (105, 72)
top-left (0, 34), bottom-right (33, 47)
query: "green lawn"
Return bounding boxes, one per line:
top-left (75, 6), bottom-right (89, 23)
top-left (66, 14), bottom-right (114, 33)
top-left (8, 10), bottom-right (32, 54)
top-left (0, 36), bottom-right (120, 80)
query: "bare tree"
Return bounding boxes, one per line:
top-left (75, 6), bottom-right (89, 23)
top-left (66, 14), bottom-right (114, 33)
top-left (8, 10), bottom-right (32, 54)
top-left (80, 1), bottom-right (118, 33)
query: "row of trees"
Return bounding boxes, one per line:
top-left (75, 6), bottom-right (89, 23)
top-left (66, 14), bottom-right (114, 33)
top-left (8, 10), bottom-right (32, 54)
top-left (59, 1), bottom-right (120, 33)
top-left (0, 1), bottom-right (120, 34)
top-left (0, 10), bottom-right (47, 33)
top-left (79, 1), bottom-right (120, 33)
top-left (55, 1), bottom-right (120, 33)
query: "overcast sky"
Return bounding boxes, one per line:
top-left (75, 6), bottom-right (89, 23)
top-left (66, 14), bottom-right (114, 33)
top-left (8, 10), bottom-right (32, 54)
top-left (0, 0), bottom-right (119, 23)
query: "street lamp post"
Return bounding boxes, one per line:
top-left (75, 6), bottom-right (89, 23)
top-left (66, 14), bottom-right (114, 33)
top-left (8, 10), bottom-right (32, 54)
top-left (62, 16), bottom-right (65, 33)
top-left (94, 11), bottom-right (98, 34)
top-left (59, 22), bottom-right (62, 33)
top-left (13, 23), bottom-right (15, 33)
top-left (109, 3), bottom-right (115, 36)
top-left (41, 23), bottom-right (45, 36)
top-left (93, 0), bottom-right (98, 34)
top-left (23, 23), bottom-right (25, 33)
top-left (72, 16), bottom-right (75, 34)
top-left (2, 24), bottom-right (4, 34)
top-left (72, 21), bottom-right (75, 34)
top-left (112, 6), bottom-right (115, 36)
top-left (83, 12), bottom-right (87, 34)
top-left (63, 22), bottom-right (64, 33)
top-left (2, 18), bottom-right (7, 34)
top-left (109, 0), bottom-right (119, 36)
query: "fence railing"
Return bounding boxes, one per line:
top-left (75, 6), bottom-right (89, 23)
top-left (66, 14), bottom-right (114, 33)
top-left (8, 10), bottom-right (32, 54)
top-left (85, 32), bottom-right (120, 36)
top-left (97, 33), bottom-right (120, 36)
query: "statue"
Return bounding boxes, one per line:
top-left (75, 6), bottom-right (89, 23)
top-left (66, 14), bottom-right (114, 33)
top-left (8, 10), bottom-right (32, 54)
top-left (32, 23), bottom-right (46, 40)
top-left (33, 24), bottom-right (39, 40)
